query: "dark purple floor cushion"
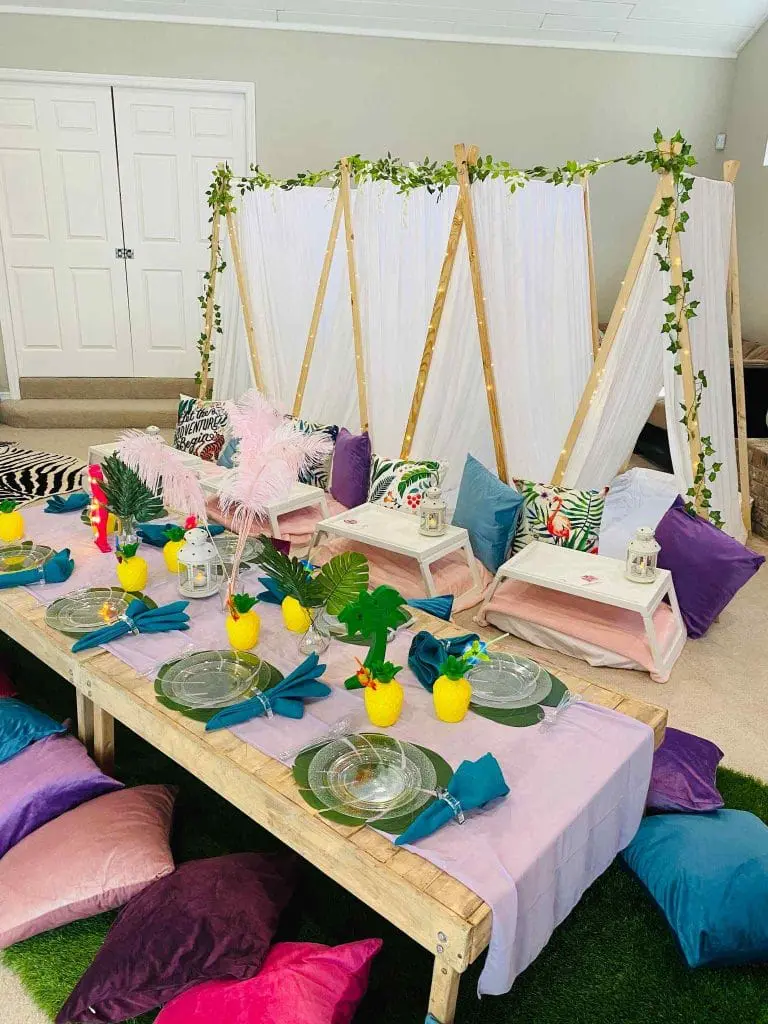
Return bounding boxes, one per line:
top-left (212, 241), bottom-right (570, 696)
top-left (0, 734), bottom-right (122, 859)
top-left (647, 727), bottom-right (724, 813)
top-left (56, 852), bottom-right (298, 1024)
top-left (656, 497), bottom-right (764, 638)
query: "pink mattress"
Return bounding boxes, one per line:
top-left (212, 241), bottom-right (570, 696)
top-left (481, 578), bottom-right (682, 682)
top-left (310, 536), bottom-right (490, 612)
top-left (206, 496), bottom-right (348, 547)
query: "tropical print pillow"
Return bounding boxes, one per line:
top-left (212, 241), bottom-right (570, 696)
top-left (368, 455), bottom-right (441, 514)
top-left (173, 395), bottom-right (230, 463)
top-left (511, 479), bottom-right (609, 554)
top-left (286, 417), bottom-right (339, 490)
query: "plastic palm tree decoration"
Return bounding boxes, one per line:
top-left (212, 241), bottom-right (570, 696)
top-left (338, 585), bottom-right (409, 689)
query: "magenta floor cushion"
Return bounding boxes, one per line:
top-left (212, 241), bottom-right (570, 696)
top-left (156, 938), bottom-right (383, 1024)
top-left (0, 665), bottom-right (16, 698)
top-left (0, 734), bottom-right (122, 859)
top-left (56, 852), bottom-right (298, 1024)
top-left (0, 785), bottom-right (176, 949)
top-left (656, 497), bottom-right (764, 638)
top-left (647, 727), bottom-right (724, 813)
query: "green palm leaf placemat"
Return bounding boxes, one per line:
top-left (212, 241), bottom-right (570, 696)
top-left (154, 650), bottom-right (283, 723)
top-left (470, 674), bottom-right (568, 728)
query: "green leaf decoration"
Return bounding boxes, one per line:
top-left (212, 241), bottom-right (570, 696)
top-left (313, 551), bottom-right (369, 616)
top-left (101, 455), bottom-right (164, 524)
top-left (254, 537), bottom-right (322, 609)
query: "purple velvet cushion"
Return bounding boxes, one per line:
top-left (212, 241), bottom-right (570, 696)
top-left (656, 496), bottom-right (764, 638)
top-left (0, 734), bottom-right (122, 859)
top-left (56, 852), bottom-right (298, 1024)
top-left (647, 726), bottom-right (724, 813)
top-left (330, 428), bottom-right (372, 508)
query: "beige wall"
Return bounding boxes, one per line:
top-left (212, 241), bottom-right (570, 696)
top-left (0, 13), bottom-right (736, 392)
top-left (725, 20), bottom-right (768, 346)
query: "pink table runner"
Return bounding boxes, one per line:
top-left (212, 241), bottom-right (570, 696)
top-left (20, 504), bottom-right (653, 996)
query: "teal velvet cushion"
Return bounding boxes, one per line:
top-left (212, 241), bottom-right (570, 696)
top-left (0, 699), bottom-right (66, 765)
top-left (451, 454), bottom-right (524, 573)
top-left (622, 809), bottom-right (768, 968)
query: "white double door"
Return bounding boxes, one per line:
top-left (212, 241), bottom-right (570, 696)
top-left (0, 80), bottom-right (248, 377)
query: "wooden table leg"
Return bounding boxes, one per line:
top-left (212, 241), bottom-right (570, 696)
top-left (76, 691), bottom-right (94, 751)
top-left (93, 706), bottom-right (116, 776)
top-left (427, 958), bottom-right (461, 1024)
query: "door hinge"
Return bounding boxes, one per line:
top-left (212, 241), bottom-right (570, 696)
top-left (115, 248), bottom-right (135, 259)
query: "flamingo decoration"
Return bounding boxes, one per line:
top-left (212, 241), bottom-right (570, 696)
top-left (87, 464), bottom-right (112, 553)
top-left (546, 496), bottom-right (571, 541)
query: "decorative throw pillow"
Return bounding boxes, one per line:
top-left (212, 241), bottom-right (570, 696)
top-left (330, 428), bottom-right (372, 508)
top-left (56, 852), bottom-right (298, 1024)
top-left (511, 479), bottom-right (608, 554)
top-left (217, 436), bottom-right (239, 469)
top-left (173, 395), bottom-right (230, 463)
top-left (655, 496), bottom-right (765, 638)
top-left (622, 810), bottom-right (768, 968)
top-left (368, 455), bottom-right (441, 514)
top-left (0, 785), bottom-right (176, 949)
top-left (647, 727), bottom-right (724, 813)
top-left (286, 416), bottom-right (338, 490)
top-left (452, 454), bottom-right (524, 572)
top-left (156, 938), bottom-right (383, 1024)
top-left (0, 697), bottom-right (66, 765)
top-left (0, 734), bottom-right (122, 859)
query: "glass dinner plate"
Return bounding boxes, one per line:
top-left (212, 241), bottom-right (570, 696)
top-left (0, 541), bottom-right (54, 574)
top-left (45, 587), bottom-right (157, 639)
top-left (468, 652), bottom-right (553, 709)
top-left (213, 534), bottom-right (264, 573)
top-left (157, 649), bottom-right (274, 709)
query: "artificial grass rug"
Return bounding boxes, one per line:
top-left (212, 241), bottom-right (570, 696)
top-left (1, 638), bottom-right (767, 1024)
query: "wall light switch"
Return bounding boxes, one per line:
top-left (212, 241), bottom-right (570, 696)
top-left (715, 132), bottom-right (727, 151)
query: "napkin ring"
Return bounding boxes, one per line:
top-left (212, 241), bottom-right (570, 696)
top-left (436, 788), bottom-right (465, 824)
top-left (252, 690), bottom-right (274, 719)
top-left (118, 613), bottom-right (139, 635)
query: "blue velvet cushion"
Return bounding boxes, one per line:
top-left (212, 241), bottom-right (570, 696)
top-left (0, 699), bottom-right (67, 765)
top-left (451, 454), bottom-right (524, 573)
top-left (622, 809), bottom-right (768, 968)
top-left (217, 436), bottom-right (239, 469)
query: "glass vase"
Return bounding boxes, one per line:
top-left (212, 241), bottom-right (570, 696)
top-left (298, 613), bottom-right (331, 657)
top-left (116, 514), bottom-right (139, 549)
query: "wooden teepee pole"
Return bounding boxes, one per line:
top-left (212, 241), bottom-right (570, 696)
top-left (581, 174), bottom-right (601, 360)
top-left (293, 189), bottom-right (344, 418)
top-left (198, 207), bottom-right (221, 401)
top-left (724, 159), bottom-right (751, 533)
top-left (339, 157), bottom-right (369, 434)
top-left (454, 142), bottom-right (508, 482)
top-left (552, 178), bottom-right (664, 485)
top-left (400, 145), bottom-right (478, 460)
top-left (226, 210), bottom-right (264, 392)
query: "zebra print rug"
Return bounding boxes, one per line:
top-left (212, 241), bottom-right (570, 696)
top-left (0, 442), bottom-right (85, 504)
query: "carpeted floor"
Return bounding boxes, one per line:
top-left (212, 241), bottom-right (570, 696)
top-left (1, 655), bottom-right (767, 1024)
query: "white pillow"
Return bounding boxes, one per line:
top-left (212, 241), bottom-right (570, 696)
top-left (598, 467), bottom-right (680, 559)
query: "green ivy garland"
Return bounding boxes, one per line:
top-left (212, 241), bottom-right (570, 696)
top-left (198, 132), bottom-right (722, 526)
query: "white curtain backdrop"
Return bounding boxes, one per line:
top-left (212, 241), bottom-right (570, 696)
top-left (667, 177), bottom-right (744, 541)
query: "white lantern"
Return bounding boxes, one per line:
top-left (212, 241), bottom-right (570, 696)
top-left (419, 485), bottom-right (447, 536)
top-left (177, 527), bottom-right (219, 598)
top-left (625, 526), bottom-right (660, 583)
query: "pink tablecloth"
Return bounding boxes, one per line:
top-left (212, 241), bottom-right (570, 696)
top-left (19, 504), bottom-right (653, 996)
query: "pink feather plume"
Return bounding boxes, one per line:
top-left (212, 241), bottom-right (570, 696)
top-left (115, 430), bottom-right (208, 524)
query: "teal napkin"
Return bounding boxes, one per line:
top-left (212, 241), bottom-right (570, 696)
top-left (71, 598), bottom-right (190, 652)
top-left (394, 753), bottom-right (509, 846)
top-left (406, 595), bottom-right (454, 621)
top-left (205, 653), bottom-right (330, 730)
top-left (0, 548), bottom-right (74, 590)
top-left (44, 492), bottom-right (90, 514)
top-left (407, 630), bottom-right (479, 691)
top-left (256, 577), bottom-right (285, 604)
top-left (137, 522), bottom-right (225, 547)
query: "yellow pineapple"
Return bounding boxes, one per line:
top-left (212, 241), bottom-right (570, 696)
top-left (226, 593), bottom-right (260, 652)
top-left (281, 596), bottom-right (312, 633)
top-left (359, 661), bottom-right (404, 728)
top-left (0, 500), bottom-right (24, 543)
top-left (162, 525), bottom-right (187, 573)
top-left (433, 644), bottom-right (486, 723)
top-left (115, 542), bottom-right (149, 592)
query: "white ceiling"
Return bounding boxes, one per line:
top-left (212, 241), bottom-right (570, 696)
top-left (1, 0), bottom-right (767, 56)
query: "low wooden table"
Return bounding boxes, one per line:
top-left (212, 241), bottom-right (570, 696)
top-left (0, 590), bottom-right (666, 1024)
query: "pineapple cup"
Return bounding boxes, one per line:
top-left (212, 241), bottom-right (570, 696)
top-left (360, 661), bottom-right (404, 728)
top-left (433, 654), bottom-right (473, 723)
top-left (162, 525), bottom-right (187, 573)
top-left (281, 596), bottom-right (312, 633)
top-left (115, 542), bottom-right (149, 592)
top-left (226, 593), bottom-right (260, 652)
top-left (0, 500), bottom-right (25, 543)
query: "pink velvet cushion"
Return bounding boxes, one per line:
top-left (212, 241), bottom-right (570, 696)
top-left (0, 785), bottom-right (176, 950)
top-left (156, 939), bottom-right (383, 1024)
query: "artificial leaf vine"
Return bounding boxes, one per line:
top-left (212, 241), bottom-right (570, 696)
top-left (199, 133), bottom-right (722, 524)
